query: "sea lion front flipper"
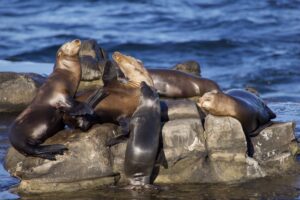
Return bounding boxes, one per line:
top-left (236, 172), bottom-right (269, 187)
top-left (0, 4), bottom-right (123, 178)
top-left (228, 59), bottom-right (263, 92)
top-left (68, 101), bottom-right (94, 116)
top-left (86, 87), bottom-right (109, 108)
top-left (55, 96), bottom-right (93, 115)
top-left (106, 117), bottom-right (130, 147)
top-left (34, 144), bottom-right (68, 160)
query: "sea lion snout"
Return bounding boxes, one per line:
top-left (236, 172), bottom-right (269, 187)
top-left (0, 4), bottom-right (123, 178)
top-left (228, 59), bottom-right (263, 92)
top-left (61, 39), bottom-right (81, 56)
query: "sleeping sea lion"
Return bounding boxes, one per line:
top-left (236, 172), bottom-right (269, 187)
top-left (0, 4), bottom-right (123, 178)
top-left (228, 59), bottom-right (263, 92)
top-left (197, 89), bottom-right (276, 156)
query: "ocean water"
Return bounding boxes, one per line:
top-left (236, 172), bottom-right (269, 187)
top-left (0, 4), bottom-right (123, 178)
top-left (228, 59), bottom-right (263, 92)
top-left (1, 0), bottom-right (300, 199)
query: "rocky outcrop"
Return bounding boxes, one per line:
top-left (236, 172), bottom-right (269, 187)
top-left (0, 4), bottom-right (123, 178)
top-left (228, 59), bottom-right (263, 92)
top-left (0, 72), bottom-right (45, 113)
top-left (4, 106), bottom-right (299, 193)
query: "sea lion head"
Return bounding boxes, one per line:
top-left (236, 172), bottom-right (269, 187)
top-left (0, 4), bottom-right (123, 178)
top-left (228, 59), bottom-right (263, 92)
top-left (112, 52), bottom-right (154, 87)
top-left (197, 90), bottom-right (220, 114)
top-left (57, 39), bottom-right (81, 58)
top-left (139, 81), bottom-right (159, 112)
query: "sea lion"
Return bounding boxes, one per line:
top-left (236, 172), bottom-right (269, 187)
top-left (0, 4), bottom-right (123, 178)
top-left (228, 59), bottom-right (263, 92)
top-left (172, 60), bottom-right (201, 77)
top-left (79, 39), bottom-right (107, 81)
top-left (9, 39), bottom-right (87, 160)
top-left (112, 51), bottom-right (154, 87)
top-left (64, 52), bottom-right (154, 131)
top-left (108, 57), bottom-right (219, 98)
top-left (148, 69), bottom-right (220, 98)
top-left (109, 52), bottom-right (219, 98)
top-left (197, 89), bottom-right (276, 156)
top-left (124, 81), bottom-right (161, 189)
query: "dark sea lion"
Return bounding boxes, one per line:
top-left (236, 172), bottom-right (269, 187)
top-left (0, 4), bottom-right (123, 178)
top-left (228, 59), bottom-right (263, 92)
top-left (124, 81), bottom-right (161, 189)
top-left (197, 89), bottom-right (276, 156)
top-left (148, 69), bottom-right (220, 98)
top-left (9, 39), bottom-right (84, 160)
top-left (79, 39), bottom-right (108, 81)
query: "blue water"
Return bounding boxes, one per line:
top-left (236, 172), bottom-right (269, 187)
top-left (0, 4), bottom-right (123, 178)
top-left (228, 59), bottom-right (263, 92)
top-left (1, 0), bottom-right (300, 199)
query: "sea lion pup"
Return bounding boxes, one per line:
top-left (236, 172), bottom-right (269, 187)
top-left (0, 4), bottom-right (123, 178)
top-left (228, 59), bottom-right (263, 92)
top-left (197, 89), bottom-right (276, 156)
top-left (124, 81), bottom-right (161, 190)
top-left (9, 39), bottom-right (87, 160)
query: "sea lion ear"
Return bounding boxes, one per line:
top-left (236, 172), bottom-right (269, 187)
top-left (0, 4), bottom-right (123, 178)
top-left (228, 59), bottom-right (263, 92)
top-left (57, 51), bottom-right (62, 57)
top-left (211, 89), bottom-right (218, 94)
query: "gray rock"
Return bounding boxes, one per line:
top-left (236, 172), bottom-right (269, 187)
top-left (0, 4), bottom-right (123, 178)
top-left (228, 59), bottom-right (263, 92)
top-left (203, 115), bottom-right (298, 182)
top-left (162, 118), bottom-right (205, 165)
top-left (172, 60), bottom-right (201, 77)
top-left (5, 124), bottom-right (120, 193)
top-left (4, 114), bottom-right (299, 193)
top-left (252, 122), bottom-right (296, 162)
top-left (0, 72), bottom-right (45, 113)
top-left (204, 115), bottom-right (247, 157)
top-left (160, 99), bottom-right (202, 121)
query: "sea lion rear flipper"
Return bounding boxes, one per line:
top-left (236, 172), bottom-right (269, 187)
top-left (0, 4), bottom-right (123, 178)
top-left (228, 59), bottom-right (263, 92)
top-left (249, 121), bottom-right (274, 137)
top-left (155, 148), bottom-right (168, 169)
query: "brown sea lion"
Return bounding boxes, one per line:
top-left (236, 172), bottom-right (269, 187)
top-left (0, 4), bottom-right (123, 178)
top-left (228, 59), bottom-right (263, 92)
top-left (148, 69), bottom-right (220, 98)
top-left (112, 51), bottom-right (154, 87)
top-left (197, 89), bottom-right (276, 156)
top-left (9, 39), bottom-right (89, 160)
top-left (63, 52), bottom-right (154, 132)
top-left (108, 53), bottom-right (219, 98)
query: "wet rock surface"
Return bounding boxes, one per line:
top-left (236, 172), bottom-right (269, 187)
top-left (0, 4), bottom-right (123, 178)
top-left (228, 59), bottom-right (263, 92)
top-left (4, 106), bottom-right (299, 193)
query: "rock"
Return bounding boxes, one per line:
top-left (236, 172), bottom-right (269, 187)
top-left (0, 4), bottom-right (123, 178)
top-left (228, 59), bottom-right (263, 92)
top-left (160, 99), bottom-right (202, 121)
top-left (172, 60), bottom-right (201, 77)
top-left (5, 114), bottom-right (299, 193)
top-left (5, 124), bottom-right (120, 193)
top-left (252, 122), bottom-right (296, 162)
top-left (203, 115), bottom-right (298, 182)
top-left (204, 115), bottom-right (247, 157)
top-left (162, 118), bottom-right (205, 165)
top-left (0, 72), bottom-right (45, 113)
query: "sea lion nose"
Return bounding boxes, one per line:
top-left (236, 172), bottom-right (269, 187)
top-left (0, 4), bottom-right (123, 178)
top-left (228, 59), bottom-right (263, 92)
top-left (74, 39), bottom-right (81, 45)
top-left (112, 52), bottom-right (122, 61)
